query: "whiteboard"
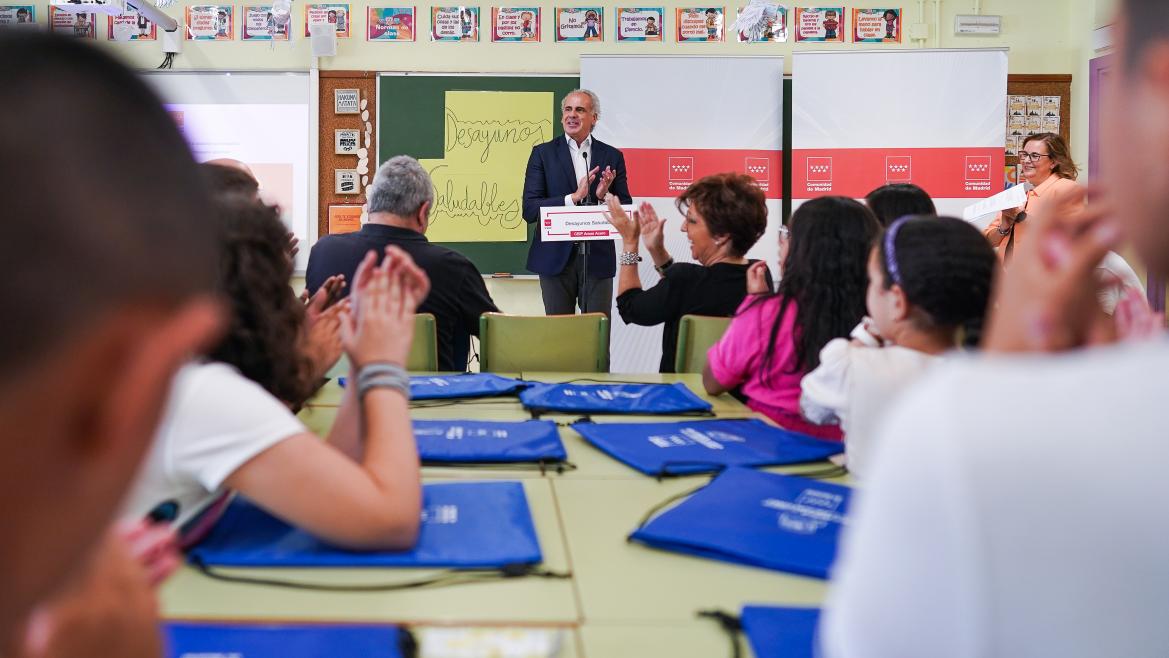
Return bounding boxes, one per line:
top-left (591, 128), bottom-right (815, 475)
top-left (142, 71), bottom-right (313, 273)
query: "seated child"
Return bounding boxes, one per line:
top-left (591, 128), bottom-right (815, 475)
top-left (801, 216), bottom-right (995, 476)
top-left (703, 197), bottom-right (880, 439)
top-left (123, 195), bottom-right (426, 551)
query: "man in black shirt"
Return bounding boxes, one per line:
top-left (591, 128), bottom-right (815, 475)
top-left (306, 155), bottom-right (498, 371)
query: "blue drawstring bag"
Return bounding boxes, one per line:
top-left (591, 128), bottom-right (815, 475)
top-left (740, 606), bottom-right (821, 658)
top-left (628, 467), bottom-right (851, 579)
top-left (410, 373), bottom-right (531, 400)
top-left (188, 481), bottom-right (541, 568)
top-left (414, 419), bottom-right (566, 464)
top-left (166, 622), bottom-right (407, 658)
top-left (338, 373), bottom-right (530, 400)
top-left (572, 419), bottom-right (842, 476)
top-left (520, 382), bottom-right (712, 415)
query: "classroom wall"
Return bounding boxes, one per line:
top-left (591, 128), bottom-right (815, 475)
top-left (60, 0), bottom-right (1102, 317)
top-left (79, 0), bottom-right (1088, 75)
top-left (69, 0), bottom-right (1095, 171)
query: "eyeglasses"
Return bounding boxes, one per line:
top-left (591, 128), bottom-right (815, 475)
top-left (778, 225), bottom-right (791, 240)
top-left (1018, 152), bottom-right (1050, 162)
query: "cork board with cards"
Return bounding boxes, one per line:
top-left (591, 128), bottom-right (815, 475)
top-left (318, 71), bottom-right (377, 237)
top-left (1005, 74), bottom-right (1071, 178)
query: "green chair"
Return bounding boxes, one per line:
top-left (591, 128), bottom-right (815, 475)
top-left (324, 312), bottom-right (438, 376)
top-left (479, 312), bottom-right (610, 373)
top-left (673, 314), bottom-right (732, 374)
top-left (408, 312), bottom-right (438, 371)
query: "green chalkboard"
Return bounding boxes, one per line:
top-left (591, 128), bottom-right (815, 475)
top-left (378, 74), bottom-right (580, 275)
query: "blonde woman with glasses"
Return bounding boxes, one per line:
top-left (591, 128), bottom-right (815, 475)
top-left (984, 132), bottom-right (1085, 263)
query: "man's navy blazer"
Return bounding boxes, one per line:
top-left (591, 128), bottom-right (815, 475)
top-left (521, 136), bottom-right (632, 278)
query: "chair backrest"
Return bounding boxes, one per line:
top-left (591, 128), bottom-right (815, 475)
top-left (479, 312), bottom-right (609, 373)
top-left (408, 313), bottom-right (438, 371)
top-left (674, 314), bottom-right (732, 374)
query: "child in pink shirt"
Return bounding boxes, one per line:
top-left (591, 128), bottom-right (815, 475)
top-left (704, 196), bottom-right (879, 439)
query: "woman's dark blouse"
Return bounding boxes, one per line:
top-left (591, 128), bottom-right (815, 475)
top-left (616, 261), bottom-right (770, 373)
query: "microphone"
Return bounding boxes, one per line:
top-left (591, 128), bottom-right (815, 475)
top-left (582, 150), bottom-right (593, 205)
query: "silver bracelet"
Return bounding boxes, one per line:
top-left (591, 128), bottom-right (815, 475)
top-left (619, 251), bottom-right (641, 266)
top-left (356, 362), bottom-right (410, 400)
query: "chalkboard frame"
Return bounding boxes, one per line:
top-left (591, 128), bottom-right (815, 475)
top-left (377, 72), bottom-right (581, 276)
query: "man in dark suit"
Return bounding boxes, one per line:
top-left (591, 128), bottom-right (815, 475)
top-left (522, 89), bottom-right (632, 315)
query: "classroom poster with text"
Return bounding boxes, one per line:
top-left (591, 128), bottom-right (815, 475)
top-left (676, 7), bottom-right (724, 42)
top-left (491, 7), bottom-right (538, 42)
top-left (108, 8), bottom-right (156, 40)
top-left (419, 90), bottom-right (553, 242)
top-left (367, 6), bottom-right (414, 40)
top-left (242, 5), bottom-right (289, 40)
top-left (616, 7), bottom-right (663, 41)
top-left (328, 205), bottom-right (364, 234)
top-left (431, 6), bottom-right (478, 41)
top-left (50, 7), bottom-right (96, 38)
top-left (186, 5), bottom-right (234, 40)
top-left (852, 7), bottom-right (899, 43)
top-left (736, 3), bottom-right (786, 42)
top-left (305, 3), bottom-right (349, 37)
top-left (0, 5), bottom-right (36, 27)
top-left (555, 6), bottom-right (602, 42)
top-left (793, 6), bottom-right (842, 42)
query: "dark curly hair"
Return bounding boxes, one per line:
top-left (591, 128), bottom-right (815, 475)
top-left (675, 173), bottom-right (767, 257)
top-left (756, 196), bottom-right (879, 376)
top-left (207, 194), bottom-right (318, 407)
top-left (864, 183), bottom-right (936, 227)
top-left (877, 215), bottom-right (997, 347)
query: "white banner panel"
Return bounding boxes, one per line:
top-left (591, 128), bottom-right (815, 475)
top-left (583, 54), bottom-right (783, 373)
top-left (791, 49), bottom-right (1007, 218)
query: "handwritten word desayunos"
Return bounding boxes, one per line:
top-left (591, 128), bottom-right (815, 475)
top-left (429, 166), bottom-right (523, 229)
top-left (444, 109), bottom-right (550, 163)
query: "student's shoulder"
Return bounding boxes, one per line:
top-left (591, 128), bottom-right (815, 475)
top-left (172, 362), bottom-right (280, 409)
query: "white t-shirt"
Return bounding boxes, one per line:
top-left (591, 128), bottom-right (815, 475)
top-left (821, 339), bottom-right (1169, 658)
top-left (800, 338), bottom-right (939, 478)
top-left (122, 362), bottom-right (306, 527)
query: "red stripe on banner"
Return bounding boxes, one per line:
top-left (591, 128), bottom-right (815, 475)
top-left (622, 148), bottom-right (783, 199)
top-left (792, 147), bottom-right (1005, 199)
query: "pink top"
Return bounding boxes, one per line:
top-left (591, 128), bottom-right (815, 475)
top-left (707, 295), bottom-right (843, 440)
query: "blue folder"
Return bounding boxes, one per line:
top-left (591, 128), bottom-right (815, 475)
top-left (414, 419), bottom-right (566, 463)
top-left (165, 622), bottom-right (406, 658)
top-left (520, 382), bottom-right (713, 415)
top-left (338, 373), bottom-right (530, 400)
top-left (188, 481), bottom-right (542, 568)
top-left (628, 468), bottom-right (851, 578)
top-left (740, 606), bottom-right (821, 658)
top-left (573, 419), bottom-right (842, 476)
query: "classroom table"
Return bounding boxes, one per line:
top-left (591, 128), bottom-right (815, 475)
top-left (167, 370), bottom-right (850, 658)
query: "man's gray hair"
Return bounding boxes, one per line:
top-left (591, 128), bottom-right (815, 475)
top-left (561, 88), bottom-right (601, 119)
top-left (367, 155), bottom-right (434, 217)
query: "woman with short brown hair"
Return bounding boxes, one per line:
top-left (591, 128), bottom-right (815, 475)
top-left (605, 172), bottom-right (770, 372)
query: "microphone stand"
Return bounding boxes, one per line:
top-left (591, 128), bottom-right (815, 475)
top-left (580, 150), bottom-right (592, 314)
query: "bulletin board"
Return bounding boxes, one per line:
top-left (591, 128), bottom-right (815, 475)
top-left (1005, 73), bottom-right (1072, 179)
top-left (318, 71), bottom-right (377, 239)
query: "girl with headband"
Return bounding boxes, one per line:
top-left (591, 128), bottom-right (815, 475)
top-left (801, 215), bottom-right (996, 476)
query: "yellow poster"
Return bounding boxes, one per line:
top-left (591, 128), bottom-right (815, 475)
top-left (420, 90), bottom-right (553, 242)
